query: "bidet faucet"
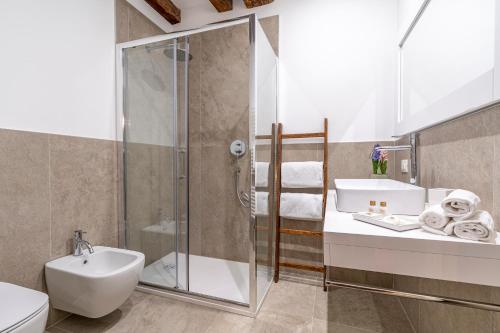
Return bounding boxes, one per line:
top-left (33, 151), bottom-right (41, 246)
top-left (73, 230), bottom-right (94, 256)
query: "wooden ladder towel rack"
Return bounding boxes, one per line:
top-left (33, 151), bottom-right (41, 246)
top-left (274, 118), bottom-right (328, 291)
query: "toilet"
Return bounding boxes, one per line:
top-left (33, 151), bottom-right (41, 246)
top-left (0, 282), bottom-right (49, 333)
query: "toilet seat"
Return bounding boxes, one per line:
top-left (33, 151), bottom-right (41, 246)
top-left (0, 283), bottom-right (49, 333)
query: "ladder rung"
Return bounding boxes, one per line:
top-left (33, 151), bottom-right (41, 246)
top-left (280, 228), bottom-right (323, 237)
top-left (279, 262), bottom-right (325, 272)
top-left (282, 132), bottom-right (325, 139)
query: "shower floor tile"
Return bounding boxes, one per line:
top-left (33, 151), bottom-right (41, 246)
top-left (140, 253), bottom-right (269, 304)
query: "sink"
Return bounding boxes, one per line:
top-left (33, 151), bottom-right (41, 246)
top-left (335, 179), bottom-right (425, 215)
top-left (45, 246), bottom-right (144, 318)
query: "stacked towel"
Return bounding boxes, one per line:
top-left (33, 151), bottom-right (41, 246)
top-left (443, 210), bottom-right (496, 243)
top-left (280, 193), bottom-right (323, 221)
top-left (419, 189), bottom-right (497, 243)
top-left (419, 205), bottom-right (452, 236)
top-left (441, 189), bottom-right (480, 220)
top-left (255, 192), bottom-right (269, 216)
top-left (281, 162), bottom-right (323, 188)
top-left (256, 162), bottom-right (269, 187)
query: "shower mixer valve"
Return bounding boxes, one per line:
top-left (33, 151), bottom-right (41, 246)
top-left (230, 140), bottom-right (246, 158)
top-left (230, 140), bottom-right (250, 208)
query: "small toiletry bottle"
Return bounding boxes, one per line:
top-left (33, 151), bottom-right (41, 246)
top-left (368, 200), bottom-right (377, 214)
top-left (379, 201), bottom-right (388, 216)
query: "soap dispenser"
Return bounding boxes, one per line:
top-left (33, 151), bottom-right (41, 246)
top-left (368, 200), bottom-right (377, 214)
top-left (379, 201), bottom-right (389, 216)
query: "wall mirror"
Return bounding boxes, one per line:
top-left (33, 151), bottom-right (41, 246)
top-left (396, 0), bottom-right (499, 135)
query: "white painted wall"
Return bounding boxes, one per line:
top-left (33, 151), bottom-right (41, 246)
top-left (152, 0), bottom-right (399, 142)
top-left (397, 0), bottom-right (425, 41)
top-left (0, 0), bottom-right (116, 140)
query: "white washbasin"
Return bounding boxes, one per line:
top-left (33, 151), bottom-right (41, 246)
top-left (335, 179), bottom-right (425, 215)
top-left (45, 246), bottom-right (144, 318)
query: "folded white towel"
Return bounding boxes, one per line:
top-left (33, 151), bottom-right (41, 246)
top-left (256, 162), bottom-right (269, 187)
top-left (280, 193), bottom-right (323, 221)
top-left (441, 189), bottom-right (480, 220)
top-left (443, 210), bottom-right (497, 243)
top-left (281, 162), bottom-right (323, 188)
top-left (419, 205), bottom-right (451, 230)
top-left (256, 192), bottom-right (269, 216)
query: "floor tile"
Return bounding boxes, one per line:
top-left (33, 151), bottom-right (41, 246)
top-left (50, 282), bottom-right (414, 333)
top-left (311, 318), bottom-right (374, 333)
top-left (260, 280), bottom-right (317, 320)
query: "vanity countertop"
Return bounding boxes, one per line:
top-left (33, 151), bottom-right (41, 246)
top-left (323, 190), bottom-right (500, 286)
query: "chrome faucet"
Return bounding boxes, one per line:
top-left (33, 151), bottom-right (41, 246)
top-left (73, 230), bottom-right (94, 256)
top-left (375, 133), bottom-right (418, 185)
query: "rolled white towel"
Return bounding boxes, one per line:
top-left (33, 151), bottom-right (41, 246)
top-left (255, 192), bottom-right (269, 216)
top-left (421, 225), bottom-right (453, 236)
top-left (281, 162), bottom-right (323, 188)
top-left (419, 205), bottom-right (451, 230)
top-left (280, 193), bottom-right (323, 221)
top-left (441, 189), bottom-right (480, 220)
top-left (443, 210), bottom-right (497, 243)
top-left (256, 162), bottom-right (269, 187)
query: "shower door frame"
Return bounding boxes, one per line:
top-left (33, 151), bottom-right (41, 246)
top-left (115, 14), bottom-right (272, 316)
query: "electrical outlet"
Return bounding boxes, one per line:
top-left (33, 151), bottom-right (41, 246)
top-left (401, 159), bottom-right (409, 173)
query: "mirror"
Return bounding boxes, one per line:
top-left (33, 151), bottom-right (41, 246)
top-left (396, 0), bottom-right (497, 135)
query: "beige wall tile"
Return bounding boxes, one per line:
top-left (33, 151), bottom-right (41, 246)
top-left (493, 133), bottom-right (500, 232)
top-left (393, 275), bottom-right (420, 332)
top-left (0, 129), bottom-right (50, 291)
top-left (188, 146), bottom-right (202, 256)
top-left (115, 0), bottom-right (164, 43)
top-left (282, 143), bottom-right (320, 162)
top-left (329, 141), bottom-right (395, 187)
top-left (259, 16), bottom-right (279, 57)
top-left (115, 0), bottom-right (129, 44)
top-left (418, 278), bottom-right (493, 333)
top-left (200, 145), bottom-right (249, 262)
top-left (200, 24), bottom-right (250, 147)
top-left (49, 135), bottom-right (117, 257)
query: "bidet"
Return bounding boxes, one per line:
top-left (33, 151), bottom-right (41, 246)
top-left (45, 246), bottom-right (144, 318)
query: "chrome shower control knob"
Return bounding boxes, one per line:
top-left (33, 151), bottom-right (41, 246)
top-left (230, 140), bottom-right (246, 158)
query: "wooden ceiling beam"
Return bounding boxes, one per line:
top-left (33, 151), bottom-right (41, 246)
top-left (209, 0), bottom-right (233, 12)
top-left (242, 0), bottom-right (274, 8)
top-left (145, 0), bottom-right (181, 25)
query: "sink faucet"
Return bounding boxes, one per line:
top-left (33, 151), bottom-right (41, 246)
top-left (73, 230), bottom-right (94, 256)
top-left (375, 133), bottom-right (418, 185)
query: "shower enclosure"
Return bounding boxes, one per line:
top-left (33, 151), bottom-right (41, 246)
top-left (116, 15), bottom-right (278, 314)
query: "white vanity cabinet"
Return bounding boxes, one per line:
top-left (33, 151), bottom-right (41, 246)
top-left (323, 191), bottom-right (500, 287)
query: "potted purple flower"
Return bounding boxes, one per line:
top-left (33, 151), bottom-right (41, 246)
top-left (370, 144), bottom-right (389, 176)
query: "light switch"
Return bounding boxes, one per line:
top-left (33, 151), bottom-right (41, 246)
top-left (401, 159), bottom-right (409, 173)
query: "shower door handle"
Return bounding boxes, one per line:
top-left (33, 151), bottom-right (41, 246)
top-left (177, 149), bottom-right (187, 180)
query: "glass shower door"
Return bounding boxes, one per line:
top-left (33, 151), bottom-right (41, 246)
top-left (123, 38), bottom-right (188, 291)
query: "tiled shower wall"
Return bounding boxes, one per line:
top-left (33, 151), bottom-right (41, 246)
top-left (188, 17), bottom-right (279, 263)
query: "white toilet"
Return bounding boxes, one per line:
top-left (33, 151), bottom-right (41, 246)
top-left (0, 282), bottom-right (49, 333)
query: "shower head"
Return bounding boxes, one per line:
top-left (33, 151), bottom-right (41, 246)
top-left (163, 48), bottom-right (193, 62)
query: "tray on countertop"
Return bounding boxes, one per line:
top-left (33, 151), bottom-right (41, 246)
top-left (353, 212), bottom-right (421, 232)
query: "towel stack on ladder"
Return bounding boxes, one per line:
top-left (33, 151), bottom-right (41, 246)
top-left (274, 118), bottom-right (328, 291)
